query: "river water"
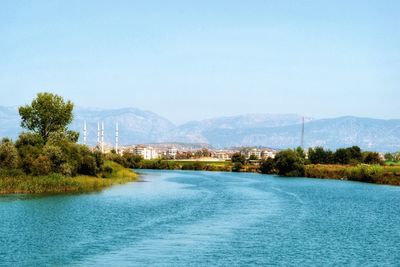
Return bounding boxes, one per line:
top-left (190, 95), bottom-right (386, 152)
top-left (1, 170), bottom-right (399, 266)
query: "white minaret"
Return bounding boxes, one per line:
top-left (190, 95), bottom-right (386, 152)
top-left (115, 122), bottom-right (119, 154)
top-left (97, 122), bottom-right (100, 147)
top-left (83, 121), bottom-right (87, 145)
top-left (101, 121), bottom-right (104, 153)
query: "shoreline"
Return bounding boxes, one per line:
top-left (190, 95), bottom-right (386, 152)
top-left (136, 160), bottom-right (400, 186)
top-left (0, 161), bottom-right (138, 195)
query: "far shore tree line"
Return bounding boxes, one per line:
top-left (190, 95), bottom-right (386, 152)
top-left (230, 146), bottom-right (389, 175)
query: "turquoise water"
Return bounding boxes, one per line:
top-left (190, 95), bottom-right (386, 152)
top-left (1, 170), bottom-right (399, 266)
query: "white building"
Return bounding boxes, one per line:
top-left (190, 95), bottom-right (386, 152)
top-left (261, 150), bottom-right (276, 159)
top-left (166, 147), bottom-right (178, 159)
top-left (247, 148), bottom-right (262, 159)
top-left (214, 151), bottom-right (231, 160)
top-left (134, 146), bottom-right (159, 160)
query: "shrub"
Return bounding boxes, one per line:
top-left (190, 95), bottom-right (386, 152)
top-left (275, 149), bottom-right (305, 177)
top-left (308, 147), bottom-right (334, 164)
top-left (231, 153), bottom-right (246, 165)
top-left (181, 162), bottom-right (194, 170)
top-left (31, 155), bottom-right (52, 176)
top-left (347, 146), bottom-right (362, 162)
top-left (0, 140), bottom-right (20, 169)
top-left (232, 162), bottom-right (243, 172)
top-left (249, 154), bottom-right (258, 161)
top-left (60, 163), bottom-right (74, 176)
top-left (102, 166), bottom-right (114, 175)
top-left (363, 152), bottom-right (382, 165)
top-left (79, 155), bottom-right (97, 176)
top-left (15, 132), bottom-right (44, 148)
top-left (105, 153), bottom-right (127, 167)
top-left (123, 152), bottom-right (143, 168)
top-left (334, 148), bottom-right (351, 165)
top-left (193, 162), bottom-right (205, 170)
top-left (93, 151), bottom-right (104, 169)
top-left (0, 168), bottom-right (25, 178)
top-left (43, 145), bottom-right (65, 172)
top-left (346, 164), bottom-right (384, 183)
top-left (259, 157), bottom-right (275, 174)
top-left (305, 164), bottom-right (347, 179)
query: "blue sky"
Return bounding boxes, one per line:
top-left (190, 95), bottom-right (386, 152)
top-left (0, 0), bottom-right (399, 123)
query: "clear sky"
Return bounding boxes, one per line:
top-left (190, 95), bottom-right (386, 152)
top-left (0, 0), bottom-right (399, 124)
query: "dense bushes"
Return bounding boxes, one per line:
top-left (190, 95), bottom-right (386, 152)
top-left (307, 146), bottom-right (381, 165)
top-left (31, 155), bottom-right (52, 176)
top-left (345, 164), bottom-right (383, 183)
top-left (104, 151), bottom-right (144, 169)
top-left (231, 153), bottom-right (246, 165)
top-left (0, 160), bottom-right (138, 194)
top-left (0, 93), bottom-right (108, 178)
top-left (131, 159), bottom-right (232, 172)
top-left (9, 132), bottom-right (105, 177)
top-left (274, 149), bottom-right (305, 177)
top-left (305, 165), bottom-right (348, 180)
top-left (0, 139), bottom-right (20, 169)
top-left (304, 164), bottom-right (399, 185)
top-left (232, 162), bottom-right (243, 172)
top-left (259, 157), bottom-right (275, 174)
top-left (363, 152), bottom-right (382, 165)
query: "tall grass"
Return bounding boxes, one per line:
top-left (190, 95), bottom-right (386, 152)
top-left (139, 159), bottom-right (232, 172)
top-left (0, 161), bottom-right (138, 194)
top-left (305, 164), bottom-right (400, 185)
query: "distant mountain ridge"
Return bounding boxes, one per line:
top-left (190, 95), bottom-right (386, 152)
top-left (0, 106), bottom-right (399, 152)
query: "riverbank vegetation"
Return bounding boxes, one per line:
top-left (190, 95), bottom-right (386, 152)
top-left (116, 146), bottom-right (400, 186)
top-left (259, 147), bottom-right (400, 185)
top-left (0, 161), bottom-right (137, 194)
top-left (0, 93), bottom-right (137, 194)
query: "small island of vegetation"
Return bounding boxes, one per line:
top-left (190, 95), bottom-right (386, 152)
top-left (0, 93), bottom-right (137, 194)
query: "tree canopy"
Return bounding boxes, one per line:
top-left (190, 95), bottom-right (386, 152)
top-left (19, 92), bottom-right (75, 141)
top-left (274, 149), bottom-right (305, 177)
top-left (231, 152), bottom-right (246, 164)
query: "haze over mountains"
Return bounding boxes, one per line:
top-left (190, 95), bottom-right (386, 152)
top-left (1, 106), bottom-right (399, 152)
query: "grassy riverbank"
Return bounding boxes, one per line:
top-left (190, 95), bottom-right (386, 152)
top-left (138, 159), bottom-right (233, 172)
top-left (305, 164), bottom-right (400, 185)
top-left (135, 159), bottom-right (400, 186)
top-left (0, 161), bottom-right (138, 194)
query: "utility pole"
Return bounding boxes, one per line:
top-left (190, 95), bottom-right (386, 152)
top-left (83, 121), bottom-right (87, 145)
top-left (301, 116), bottom-right (305, 148)
top-left (101, 121), bottom-right (104, 153)
top-left (97, 122), bottom-right (100, 148)
top-left (115, 122), bottom-right (119, 154)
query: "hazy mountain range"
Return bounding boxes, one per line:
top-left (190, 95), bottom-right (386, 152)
top-left (1, 106), bottom-right (399, 152)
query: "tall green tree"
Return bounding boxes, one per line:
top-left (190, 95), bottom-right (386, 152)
top-left (274, 149), bottom-right (305, 177)
top-left (334, 148), bottom-right (351, 164)
top-left (308, 147), bottom-right (334, 164)
top-left (259, 157), bottom-right (275, 174)
top-left (231, 152), bottom-right (246, 164)
top-left (19, 92), bottom-right (75, 141)
top-left (347, 146), bottom-right (362, 163)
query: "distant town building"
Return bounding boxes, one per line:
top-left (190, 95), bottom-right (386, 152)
top-left (214, 151), bottom-right (231, 160)
top-left (247, 148), bottom-right (262, 159)
top-left (134, 146), bottom-right (159, 160)
top-left (261, 150), bottom-right (276, 159)
top-left (166, 147), bottom-right (178, 159)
